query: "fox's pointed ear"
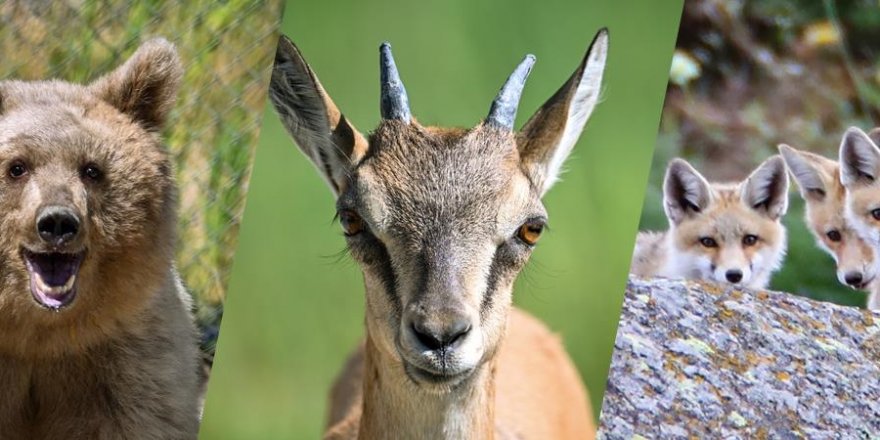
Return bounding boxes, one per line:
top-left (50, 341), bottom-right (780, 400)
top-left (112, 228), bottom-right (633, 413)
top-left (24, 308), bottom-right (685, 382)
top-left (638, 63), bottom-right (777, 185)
top-left (742, 155), bottom-right (789, 220)
top-left (663, 159), bottom-right (712, 225)
top-left (268, 35), bottom-right (368, 197)
top-left (516, 28), bottom-right (608, 197)
top-left (778, 144), bottom-right (827, 201)
top-left (89, 38), bottom-right (182, 132)
top-left (840, 127), bottom-right (880, 189)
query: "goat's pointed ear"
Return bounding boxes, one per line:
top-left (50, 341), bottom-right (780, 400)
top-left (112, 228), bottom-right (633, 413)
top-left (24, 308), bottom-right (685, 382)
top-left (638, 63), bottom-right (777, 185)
top-left (840, 126), bottom-right (880, 189)
top-left (269, 35), bottom-right (368, 197)
top-left (778, 144), bottom-right (827, 201)
top-left (742, 155), bottom-right (789, 220)
top-left (89, 38), bottom-right (182, 132)
top-left (516, 28), bottom-right (608, 196)
top-left (663, 158), bottom-right (712, 225)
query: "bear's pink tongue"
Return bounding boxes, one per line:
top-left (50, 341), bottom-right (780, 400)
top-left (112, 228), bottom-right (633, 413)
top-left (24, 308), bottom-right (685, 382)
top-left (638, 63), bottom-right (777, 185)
top-left (24, 251), bottom-right (84, 309)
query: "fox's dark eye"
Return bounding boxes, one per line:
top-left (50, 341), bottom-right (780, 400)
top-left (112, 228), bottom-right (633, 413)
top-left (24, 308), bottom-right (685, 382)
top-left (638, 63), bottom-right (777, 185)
top-left (517, 220), bottom-right (546, 246)
top-left (8, 161), bottom-right (27, 179)
top-left (699, 237), bottom-right (717, 248)
top-left (826, 230), bottom-right (842, 242)
top-left (81, 163), bottom-right (102, 181)
top-left (339, 209), bottom-right (364, 237)
top-left (742, 234), bottom-right (759, 246)
top-left (872, 209), bottom-right (880, 221)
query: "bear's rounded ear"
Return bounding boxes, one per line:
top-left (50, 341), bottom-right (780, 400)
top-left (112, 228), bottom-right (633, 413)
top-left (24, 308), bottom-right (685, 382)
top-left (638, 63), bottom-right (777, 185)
top-left (89, 38), bottom-right (183, 132)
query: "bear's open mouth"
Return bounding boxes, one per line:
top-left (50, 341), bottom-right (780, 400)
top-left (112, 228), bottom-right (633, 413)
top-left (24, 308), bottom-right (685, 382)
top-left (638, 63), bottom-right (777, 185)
top-left (22, 249), bottom-right (86, 310)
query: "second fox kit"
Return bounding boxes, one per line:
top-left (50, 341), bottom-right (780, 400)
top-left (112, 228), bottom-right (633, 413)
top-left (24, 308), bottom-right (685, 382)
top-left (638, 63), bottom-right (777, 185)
top-left (779, 144), bottom-right (879, 308)
top-left (0, 40), bottom-right (201, 438)
top-left (631, 156), bottom-right (789, 289)
top-left (838, 127), bottom-right (880, 309)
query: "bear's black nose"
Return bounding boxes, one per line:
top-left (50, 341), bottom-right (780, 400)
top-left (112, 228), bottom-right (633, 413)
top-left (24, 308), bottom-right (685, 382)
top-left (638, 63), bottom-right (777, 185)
top-left (36, 206), bottom-right (81, 246)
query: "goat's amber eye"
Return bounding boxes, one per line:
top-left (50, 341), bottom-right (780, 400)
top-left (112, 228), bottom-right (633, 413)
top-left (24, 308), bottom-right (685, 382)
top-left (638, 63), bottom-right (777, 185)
top-left (826, 230), bottom-right (842, 242)
top-left (872, 209), bottom-right (880, 221)
top-left (8, 161), bottom-right (27, 179)
top-left (742, 234), bottom-right (759, 246)
top-left (699, 237), bottom-right (717, 248)
top-left (339, 210), bottom-right (364, 236)
top-left (517, 221), bottom-right (545, 246)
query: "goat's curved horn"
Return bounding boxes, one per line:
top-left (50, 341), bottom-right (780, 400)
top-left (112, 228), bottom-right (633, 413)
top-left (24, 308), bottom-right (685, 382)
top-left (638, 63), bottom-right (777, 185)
top-left (380, 42), bottom-right (411, 122)
top-left (486, 54), bottom-right (536, 130)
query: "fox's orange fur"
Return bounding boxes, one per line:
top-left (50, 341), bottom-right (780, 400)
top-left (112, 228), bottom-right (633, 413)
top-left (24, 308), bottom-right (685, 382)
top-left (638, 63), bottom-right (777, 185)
top-left (779, 145), bottom-right (878, 308)
top-left (837, 127), bottom-right (880, 309)
top-left (632, 156), bottom-right (789, 289)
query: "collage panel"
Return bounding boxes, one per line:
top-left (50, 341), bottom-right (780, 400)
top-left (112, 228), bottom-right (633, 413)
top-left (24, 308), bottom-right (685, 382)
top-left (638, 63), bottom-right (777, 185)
top-left (604, 0), bottom-right (880, 437)
top-left (0, 1), bottom-right (280, 438)
top-left (201, 0), bottom-right (682, 438)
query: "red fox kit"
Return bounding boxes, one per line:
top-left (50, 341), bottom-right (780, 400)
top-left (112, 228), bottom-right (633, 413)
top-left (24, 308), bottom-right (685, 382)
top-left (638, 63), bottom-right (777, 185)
top-left (779, 145), bottom-right (878, 309)
top-left (631, 156), bottom-right (790, 289)
top-left (838, 127), bottom-right (880, 309)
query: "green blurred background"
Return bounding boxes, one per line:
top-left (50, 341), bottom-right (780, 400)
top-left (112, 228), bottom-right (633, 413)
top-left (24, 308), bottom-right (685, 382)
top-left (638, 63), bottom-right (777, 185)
top-left (201, 0), bottom-right (682, 438)
top-left (639, 0), bottom-right (880, 308)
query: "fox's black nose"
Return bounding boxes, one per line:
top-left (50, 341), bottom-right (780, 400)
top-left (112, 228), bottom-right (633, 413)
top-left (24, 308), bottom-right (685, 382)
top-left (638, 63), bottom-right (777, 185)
top-left (725, 269), bottom-right (743, 283)
top-left (845, 271), bottom-right (864, 287)
top-left (36, 206), bottom-right (80, 246)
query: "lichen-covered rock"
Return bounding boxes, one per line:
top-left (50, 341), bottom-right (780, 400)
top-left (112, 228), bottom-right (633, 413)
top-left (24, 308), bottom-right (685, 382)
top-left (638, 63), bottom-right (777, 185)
top-left (598, 277), bottom-right (880, 439)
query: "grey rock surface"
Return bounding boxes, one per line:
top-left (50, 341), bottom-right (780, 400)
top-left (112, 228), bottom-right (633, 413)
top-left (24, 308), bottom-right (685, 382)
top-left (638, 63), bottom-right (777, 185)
top-left (598, 277), bottom-right (880, 439)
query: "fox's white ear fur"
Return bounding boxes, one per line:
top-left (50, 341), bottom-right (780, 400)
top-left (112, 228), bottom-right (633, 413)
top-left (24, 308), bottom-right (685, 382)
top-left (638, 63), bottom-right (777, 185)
top-left (778, 144), bottom-right (826, 200)
top-left (663, 158), bottom-right (712, 225)
top-left (840, 126), bottom-right (880, 188)
top-left (742, 155), bottom-right (789, 220)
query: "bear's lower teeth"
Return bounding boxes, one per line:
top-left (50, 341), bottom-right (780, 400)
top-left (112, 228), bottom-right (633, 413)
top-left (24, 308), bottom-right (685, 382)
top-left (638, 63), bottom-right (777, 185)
top-left (34, 273), bottom-right (76, 296)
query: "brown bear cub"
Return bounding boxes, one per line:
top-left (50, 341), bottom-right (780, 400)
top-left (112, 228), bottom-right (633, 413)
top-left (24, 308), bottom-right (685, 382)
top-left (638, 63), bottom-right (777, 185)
top-left (0, 39), bottom-right (201, 438)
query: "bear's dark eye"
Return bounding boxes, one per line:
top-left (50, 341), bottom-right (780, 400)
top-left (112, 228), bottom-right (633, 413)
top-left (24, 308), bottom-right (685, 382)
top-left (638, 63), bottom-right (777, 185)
top-left (81, 163), bottom-right (103, 182)
top-left (872, 209), bottom-right (880, 221)
top-left (8, 161), bottom-right (27, 179)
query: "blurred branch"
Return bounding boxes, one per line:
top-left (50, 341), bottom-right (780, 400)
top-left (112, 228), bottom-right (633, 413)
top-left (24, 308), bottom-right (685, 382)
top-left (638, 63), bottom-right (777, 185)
top-left (824, 0), bottom-right (870, 119)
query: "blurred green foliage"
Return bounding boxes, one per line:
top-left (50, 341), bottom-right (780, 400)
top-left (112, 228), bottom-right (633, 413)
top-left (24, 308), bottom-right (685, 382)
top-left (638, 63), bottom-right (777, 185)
top-left (201, 0), bottom-right (682, 438)
top-left (640, 0), bottom-right (880, 307)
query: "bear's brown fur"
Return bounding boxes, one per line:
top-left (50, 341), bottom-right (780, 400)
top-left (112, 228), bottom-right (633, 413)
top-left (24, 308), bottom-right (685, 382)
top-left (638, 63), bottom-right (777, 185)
top-left (0, 38), bottom-right (201, 439)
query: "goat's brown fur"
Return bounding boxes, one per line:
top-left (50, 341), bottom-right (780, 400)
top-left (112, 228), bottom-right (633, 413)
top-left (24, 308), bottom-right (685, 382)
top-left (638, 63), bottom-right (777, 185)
top-left (270, 31), bottom-right (608, 439)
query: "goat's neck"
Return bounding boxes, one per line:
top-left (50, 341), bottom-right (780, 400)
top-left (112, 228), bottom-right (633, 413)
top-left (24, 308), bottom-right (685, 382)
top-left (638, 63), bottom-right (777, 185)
top-left (358, 334), bottom-right (496, 440)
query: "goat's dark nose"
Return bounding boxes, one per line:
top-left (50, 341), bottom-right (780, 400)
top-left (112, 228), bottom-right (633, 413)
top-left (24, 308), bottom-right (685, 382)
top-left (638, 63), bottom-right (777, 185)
top-left (410, 317), bottom-right (471, 351)
top-left (725, 269), bottom-right (743, 283)
top-left (845, 271), bottom-right (864, 287)
top-left (36, 206), bottom-right (80, 246)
